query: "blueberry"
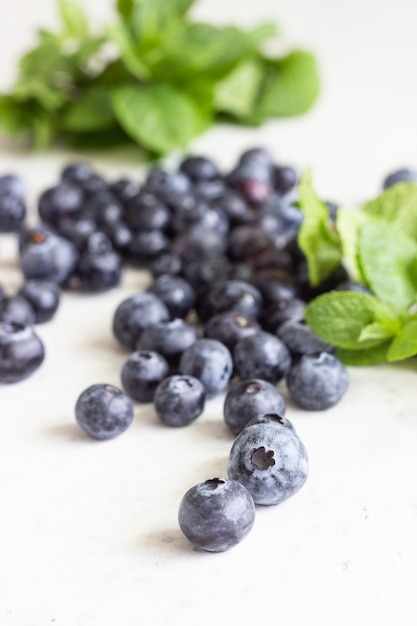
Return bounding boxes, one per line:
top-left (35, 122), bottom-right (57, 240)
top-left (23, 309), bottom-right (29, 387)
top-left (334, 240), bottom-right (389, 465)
top-left (382, 168), bottom-right (417, 189)
top-left (204, 311), bottom-right (260, 352)
top-left (233, 331), bottom-right (291, 384)
top-left (147, 274), bottom-right (196, 319)
top-left (126, 229), bottom-right (169, 266)
top-left (0, 173), bottom-right (25, 199)
top-left (18, 280), bottom-right (61, 324)
top-left (0, 322), bottom-right (45, 383)
top-left (272, 164), bottom-right (299, 196)
top-left (137, 318), bottom-right (197, 367)
top-left (73, 232), bottom-right (123, 292)
top-left (61, 162), bottom-right (95, 186)
top-left (192, 178), bottom-right (226, 201)
top-left (20, 228), bottom-right (79, 286)
top-left (84, 190), bottom-right (124, 230)
top-left (178, 477), bottom-right (255, 552)
top-left (179, 155), bottom-right (221, 182)
top-left (0, 294), bottom-right (35, 326)
top-left (227, 421), bottom-right (309, 505)
top-left (179, 338), bottom-right (233, 398)
top-left (74, 383), bottom-right (134, 440)
top-left (0, 194), bottom-right (26, 232)
top-left (154, 374), bottom-right (206, 427)
top-left (200, 279), bottom-right (263, 322)
top-left (223, 379), bottom-right (287, 436)
top-left (277, 319), bottom-right (335, 357)
top-left (108, 178), bottom-right (140, 205)
top-left (124, 191), bottom-right (170, 232)
top-left (148, 251), bottom-right (183, 278)
top-left (112, 292), bottom-right (170, 350)
top-left (121, 350), bottom-right (169, 403)
top-left (58, 217), bottom-right (97, 252)
top-left (260, 298), bottom-right (307, 333)
top-left (38, 181), bottom-right (84, 228)
top-left (286, 352), bottom-right (349, 411)
top-left (144, 167), bottom-right (191, 200)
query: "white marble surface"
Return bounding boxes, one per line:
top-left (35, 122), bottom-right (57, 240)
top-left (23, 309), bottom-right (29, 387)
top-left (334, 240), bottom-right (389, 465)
top-left (1, 1), bottom-right (417, 625)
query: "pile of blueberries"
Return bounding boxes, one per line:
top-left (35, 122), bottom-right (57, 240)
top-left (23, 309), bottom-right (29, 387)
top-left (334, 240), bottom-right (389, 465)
top-left (1, 147), bottom-right (355, 552)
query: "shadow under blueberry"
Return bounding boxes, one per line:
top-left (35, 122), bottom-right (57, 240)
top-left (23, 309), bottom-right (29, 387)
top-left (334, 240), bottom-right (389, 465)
top-left (45, 422), bottom-right (101, 443)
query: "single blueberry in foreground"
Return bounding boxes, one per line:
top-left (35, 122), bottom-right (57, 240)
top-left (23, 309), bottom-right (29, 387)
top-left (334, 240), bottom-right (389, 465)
top-left (121, 350), bottom-right (169, 403)
top-left (227, 421), bottom-right (309, 505)
top-left (178, 477), bottom-right (256, 552)
top-left (75, 383), bottom-right (134, 440)
top-left (179, 338), bottom-right (233, 398)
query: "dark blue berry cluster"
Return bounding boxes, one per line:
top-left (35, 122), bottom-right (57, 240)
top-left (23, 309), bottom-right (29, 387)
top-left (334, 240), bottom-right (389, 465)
top-left (2, 151), bottom-right (409, 551)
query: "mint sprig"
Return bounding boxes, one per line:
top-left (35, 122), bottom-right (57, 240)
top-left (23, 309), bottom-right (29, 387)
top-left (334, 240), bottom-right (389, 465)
top-left (0, 0), bottom-right (320, 157)
top-left (299, 175), bottom-right (417, 365)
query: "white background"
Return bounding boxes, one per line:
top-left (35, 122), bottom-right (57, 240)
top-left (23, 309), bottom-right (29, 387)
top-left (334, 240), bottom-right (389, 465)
top-left (1, 1), bottom-right (417, 625)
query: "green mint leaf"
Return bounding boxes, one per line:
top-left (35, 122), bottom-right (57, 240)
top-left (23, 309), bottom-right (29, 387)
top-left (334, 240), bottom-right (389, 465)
top-left (116, 0), bottom-right (134, 21)
top-left (112, 83), bottom-right (209, 155)
top-left (107, 22), bottom-right (150, 79)
top-left (61, 88), bottom-right (115, 132)
top-left (297, 167), bottom-right (343, 286)
top-left (362, 182), bottom-right (417, 240)
top-left (336, 343), bottom-right (390, 365)
top-left (358, 218), bottom-right (417, 309)
top-left (335, 207), bottom-right (368, 283)
top-left (214, 59), bottom-right (263, 118)
top-left (0, 95), bottom-right (32, 134)
top-left (253, 50), bottom-right (320, 119)
top-left (305, 291), bottom-right (399, 350)
top-left (31, 110), bottom-right (56, 150)
top-left (58, 0), bottom-right (88, 39)
top-left (386, 319), bottom-right (417, 362)
top-left (247, 22), bottom-right (279, 46)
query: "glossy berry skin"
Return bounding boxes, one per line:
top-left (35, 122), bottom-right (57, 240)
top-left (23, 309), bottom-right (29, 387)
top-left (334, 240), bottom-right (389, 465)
top-left (286, 352), bottom-right (349, 411)
top-left (38, 181), bottom-right (84, 228)
top-left (75, 383), bottom-right (134, 440)
top-left (227, 421), bottom-right (309, 505)
top-left (0, 322), bottom-right (45, 383)
top-left (121, 350), bottom-right (169, 403)
top-left (0, 295), bottom-right (35, 326)
top-left (147, 274), bottom-right (196, 319)
top-left (260, 298), bottom-right (307, 334)
top-left (74, 232), bottom-right (123, 292)
top-left (154, 374), bottom-right (206, 426)
top-left (223, 378), bottom-right (287, 436)
top-left (200, 279), bottom-right (263, 322)
top-left (179, 338), bottom-right (233, 398)
top-left (61, 162), bottom-right (95, 186)
top-left (233, 331), bottom-right (291, 385)
top-left (112, 292), bottom-right (170, 350)
top-left (179, 155), bottom-right (221, 182)
top-left (20, 229), bottom-right (78, 286)
top-left (18, 280), bottom-right (61, 324)
top-left (0, 174), bottom-right (25, 198)
top-left (0, 194), bottom-right (26, 232)
top-left (204, 311), bottom-right (260, 352)
top-left (178, 477), bottom-right (255, 552)
top-left (277, 319), bottom-right (334, 357)
top-left (272, 165), bottom-right (299, 196)
top-left (137, 318), bottom-right (197, 367)
top-left (244, 412), bottom-right (295, 432)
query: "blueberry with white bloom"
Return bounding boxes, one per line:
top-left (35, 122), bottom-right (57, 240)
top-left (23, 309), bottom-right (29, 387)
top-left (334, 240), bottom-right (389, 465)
top-left (223, 378), bottom-right (287, 436)
top-left (178, 477), bottom-right (256, 552)
top-left (179, 338), bottom-right (233, 398)
top-left (286, 352), bottom-right (349, 411)
top-left (227, 421), bottom-right (308, 505)
top-left (154, 374), bottom-right (206, 427)
top-left (75, 383), bottom-right (134, 440)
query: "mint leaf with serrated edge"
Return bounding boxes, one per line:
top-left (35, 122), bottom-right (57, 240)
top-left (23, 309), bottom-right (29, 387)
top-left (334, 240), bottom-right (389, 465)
top-left (297, 167), bottom-right (343, 287)
top-left (357, 218), bottom-right (417, 309)
top-left (305, 291), bottom-right (400, 351)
